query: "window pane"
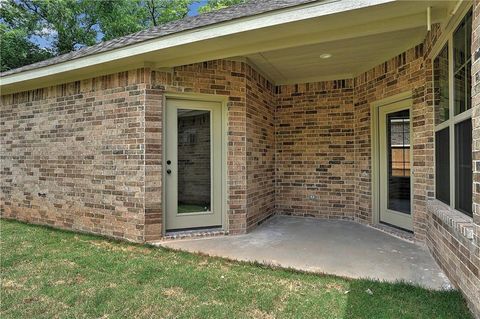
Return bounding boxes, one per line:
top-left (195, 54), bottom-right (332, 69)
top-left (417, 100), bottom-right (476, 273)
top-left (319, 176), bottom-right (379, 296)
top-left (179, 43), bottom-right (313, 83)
top-left (453, 9), bottom-right (472, 116)
top-left (466, 61), bottom-right (472, 111)
top-left (455, 119), bottom-right (472, 217)
top-left (454, 66), bottom-right (467, 115)
top-left (177, 109), bottom-right (211, 214)
top-left (453, 16), bottom-right (466, 72)
top-left (434, 44), bottom-right (449, 124)
top-left (435, 128), bottom-right (450, 205)
top-left (387, 110), bottom-right (411, 214)
top-left (466, 10), bottom-right (472, 61)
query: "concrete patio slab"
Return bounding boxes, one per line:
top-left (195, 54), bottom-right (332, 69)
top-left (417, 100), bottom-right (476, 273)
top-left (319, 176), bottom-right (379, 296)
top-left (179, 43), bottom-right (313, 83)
top-left (157, 216), bottom-right (452, 290)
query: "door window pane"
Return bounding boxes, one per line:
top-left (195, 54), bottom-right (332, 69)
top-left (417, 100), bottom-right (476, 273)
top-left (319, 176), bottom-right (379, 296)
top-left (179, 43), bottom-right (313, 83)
top-left (455, 119), bottom-right (472, 216)
top-left (387, 110), bottom-right (411, 214)
top-left (435, 128), bottom-right (450, 205)
top-left (177, 109), bottom-right (211, 214)
top-left (434, 44), bottom-right (449, 124)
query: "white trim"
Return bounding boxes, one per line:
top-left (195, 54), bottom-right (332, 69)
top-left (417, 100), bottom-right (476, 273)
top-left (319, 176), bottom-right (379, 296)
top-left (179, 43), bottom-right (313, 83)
top-left (435, 120), bottom-right (450, 132)
top-left (453, 108), bottom-right (473, 124)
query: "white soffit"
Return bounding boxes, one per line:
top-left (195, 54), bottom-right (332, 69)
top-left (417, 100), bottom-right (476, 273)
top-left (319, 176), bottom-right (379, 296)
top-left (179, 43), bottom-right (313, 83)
top-left (246, 27), bottom-right (427, 84)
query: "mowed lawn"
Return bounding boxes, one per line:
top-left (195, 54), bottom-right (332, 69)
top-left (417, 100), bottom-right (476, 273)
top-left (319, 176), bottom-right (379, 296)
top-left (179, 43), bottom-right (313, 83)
top-left (0, 220), bottom-right (473, 319)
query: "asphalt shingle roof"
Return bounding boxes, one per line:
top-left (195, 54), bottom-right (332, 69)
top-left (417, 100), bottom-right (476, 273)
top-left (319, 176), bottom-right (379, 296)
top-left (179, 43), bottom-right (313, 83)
top-left (1, 0), bottom-right (318, 76)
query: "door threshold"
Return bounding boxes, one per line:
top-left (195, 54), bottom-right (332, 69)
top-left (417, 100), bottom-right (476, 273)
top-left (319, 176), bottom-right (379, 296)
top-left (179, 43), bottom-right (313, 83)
top-left (371, 222), bottom-right (414, 243)
top-left (162, 226), bottom-right (226, 241)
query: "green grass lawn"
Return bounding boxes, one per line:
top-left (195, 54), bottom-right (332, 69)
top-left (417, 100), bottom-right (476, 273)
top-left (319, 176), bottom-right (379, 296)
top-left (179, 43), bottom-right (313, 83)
top-left (0, 220), bottom-right (473, 319)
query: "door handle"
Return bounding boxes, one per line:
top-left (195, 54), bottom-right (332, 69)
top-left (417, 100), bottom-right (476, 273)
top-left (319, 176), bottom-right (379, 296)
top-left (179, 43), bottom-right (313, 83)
top-left (166, 169), bottom-right (172, 175)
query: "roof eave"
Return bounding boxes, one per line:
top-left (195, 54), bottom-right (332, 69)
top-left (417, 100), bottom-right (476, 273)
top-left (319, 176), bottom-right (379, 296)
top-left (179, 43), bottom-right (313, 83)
top-left (0, 0), bottom-right (395, 94)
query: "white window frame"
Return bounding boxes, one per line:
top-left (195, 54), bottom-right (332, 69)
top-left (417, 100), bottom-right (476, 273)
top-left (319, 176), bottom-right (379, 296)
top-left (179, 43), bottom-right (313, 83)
top-left (433, 7), bottom-right (473, 217)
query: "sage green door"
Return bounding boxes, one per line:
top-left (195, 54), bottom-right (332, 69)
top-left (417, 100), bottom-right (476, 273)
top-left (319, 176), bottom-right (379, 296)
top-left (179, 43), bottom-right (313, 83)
top-left (165, 99), bottom-right (222, 231)
top-left (378, 100), bottom-right (413, 231)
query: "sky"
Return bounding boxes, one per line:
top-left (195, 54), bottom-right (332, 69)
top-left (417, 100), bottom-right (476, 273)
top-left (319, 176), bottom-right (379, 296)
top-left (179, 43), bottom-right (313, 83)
top-left (189, 0), bottom-right (207, 16)
top-left (31, 0), bottom-right (208, 50)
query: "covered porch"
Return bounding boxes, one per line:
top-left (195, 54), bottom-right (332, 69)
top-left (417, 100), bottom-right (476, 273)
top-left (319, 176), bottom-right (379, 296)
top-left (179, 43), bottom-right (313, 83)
top-left (145, 0), bottom-right (462, 238)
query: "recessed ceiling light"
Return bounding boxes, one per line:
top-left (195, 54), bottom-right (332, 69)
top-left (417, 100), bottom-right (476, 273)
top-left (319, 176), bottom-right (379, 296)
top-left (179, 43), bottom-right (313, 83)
top-left (320, 53), bottom-right (332, 59)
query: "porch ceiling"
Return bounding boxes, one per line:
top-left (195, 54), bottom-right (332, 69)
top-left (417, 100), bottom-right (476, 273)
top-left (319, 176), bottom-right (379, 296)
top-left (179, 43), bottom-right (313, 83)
top-left (246, 27), bottom-right (426, 84)
top-left (238, 0), bottom-right (457, 84)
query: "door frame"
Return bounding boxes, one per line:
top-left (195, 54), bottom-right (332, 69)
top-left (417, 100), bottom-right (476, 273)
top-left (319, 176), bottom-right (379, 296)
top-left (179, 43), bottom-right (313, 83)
top-left (371, 91), bottom-right (413, 230)
top-left (162, 92), bottom-right (228, 235)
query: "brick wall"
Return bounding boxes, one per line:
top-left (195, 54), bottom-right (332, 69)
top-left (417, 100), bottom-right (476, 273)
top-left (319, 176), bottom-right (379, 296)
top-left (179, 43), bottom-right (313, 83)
top-left (144, 87), bottom-right (163, 241)
top-left (245, 65), bottom-right (276, 230)
top-left (149, 60), bottom-right (249, 235)
top-left (148, 61), bottom-right (277, 233)
top-left (0, 59), bottom-right (278, 240)
top-left (426, 202), bottom-right (480, 317)
top-left (275, 80), bottom-right (355, 219)
top-left (1, 69), bottom-right (150, 242)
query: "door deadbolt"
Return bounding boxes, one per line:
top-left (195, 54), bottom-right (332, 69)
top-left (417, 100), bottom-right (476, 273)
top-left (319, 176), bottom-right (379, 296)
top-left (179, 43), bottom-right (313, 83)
top-left (166, 169), bottom-right (172, 174)
top-left (167, 160), bottom-right (171, 165)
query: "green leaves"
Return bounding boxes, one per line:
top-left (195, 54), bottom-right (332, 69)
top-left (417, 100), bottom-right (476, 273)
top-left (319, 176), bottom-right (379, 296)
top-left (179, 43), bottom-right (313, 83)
top-left (141, 0), bottom-right (193, 27)
top-left (92, 0), bottom-right (147, 41)
top-left (0, 24), bottom-right (53, 72)
top-left (198, 0), bottom-right (247, 14)
top-left (93, 0), bottom-right (195, 40)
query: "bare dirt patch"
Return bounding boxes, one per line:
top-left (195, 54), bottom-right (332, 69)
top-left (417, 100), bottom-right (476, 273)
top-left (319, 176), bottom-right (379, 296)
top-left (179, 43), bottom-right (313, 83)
top-left (249, 308), bottom-right (275, 319)
top-left (2, 280), bottom-right (24, 290)
top-left (162, 287), bottom-right (185, 298)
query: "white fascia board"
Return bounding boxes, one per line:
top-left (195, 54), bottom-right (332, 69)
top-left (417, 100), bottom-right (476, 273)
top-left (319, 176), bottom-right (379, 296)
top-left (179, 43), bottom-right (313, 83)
top-left (0, 0), bottom-right (393, 87)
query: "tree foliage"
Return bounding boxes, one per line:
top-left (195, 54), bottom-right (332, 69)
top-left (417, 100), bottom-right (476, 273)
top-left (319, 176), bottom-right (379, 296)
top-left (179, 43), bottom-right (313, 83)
top-left (0, 24), bottom-right (52, 72)
top-left (0, 0), bottom-right (247, 71)
top-left (198, 0), bottom-right (247, 13)
top-left (1, 0), bottom-right (98, 54)
top-left (93, 0), bottom-right (193, 41)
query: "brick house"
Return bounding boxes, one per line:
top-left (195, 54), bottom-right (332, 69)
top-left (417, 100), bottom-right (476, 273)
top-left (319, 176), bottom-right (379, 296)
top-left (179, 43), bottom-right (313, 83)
top-left (1, 0), bottom-right (479, 316)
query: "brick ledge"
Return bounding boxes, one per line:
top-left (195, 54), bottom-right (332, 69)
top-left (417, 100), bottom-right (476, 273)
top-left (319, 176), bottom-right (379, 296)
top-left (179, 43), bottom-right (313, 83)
top-left (427, 199), bottom-right (475, 242)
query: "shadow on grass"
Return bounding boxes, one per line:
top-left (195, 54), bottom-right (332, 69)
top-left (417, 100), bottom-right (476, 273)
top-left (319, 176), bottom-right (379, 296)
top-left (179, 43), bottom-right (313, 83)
top-left (343, 279), bottom-right (472, 319)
